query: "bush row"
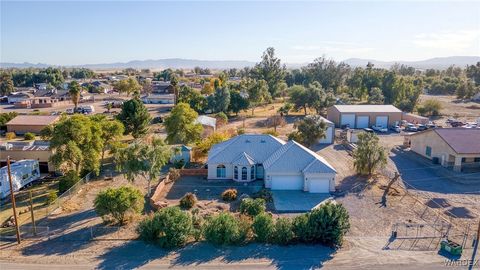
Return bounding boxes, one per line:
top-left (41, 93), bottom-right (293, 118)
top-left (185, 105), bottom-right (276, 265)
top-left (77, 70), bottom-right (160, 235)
top-left (137, 200), bottom-right (350, 249)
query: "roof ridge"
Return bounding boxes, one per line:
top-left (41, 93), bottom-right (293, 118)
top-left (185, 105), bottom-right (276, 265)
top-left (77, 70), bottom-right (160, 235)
top-left (207, 136), bottom-right (240, 161)
top-left (263, 140), bottom-right (294, 169)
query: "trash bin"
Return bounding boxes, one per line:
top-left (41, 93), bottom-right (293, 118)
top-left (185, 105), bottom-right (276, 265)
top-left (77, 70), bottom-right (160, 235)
top-left (440, 239), bottom-right (463, 256)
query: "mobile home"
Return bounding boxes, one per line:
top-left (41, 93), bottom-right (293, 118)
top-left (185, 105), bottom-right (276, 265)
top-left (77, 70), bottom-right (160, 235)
top-left (0, 160), bottom-right (40, 199)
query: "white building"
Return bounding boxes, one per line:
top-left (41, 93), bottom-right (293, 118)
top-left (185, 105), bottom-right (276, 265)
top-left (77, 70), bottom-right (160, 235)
top-left (207, 134), bottom-right (336, 193)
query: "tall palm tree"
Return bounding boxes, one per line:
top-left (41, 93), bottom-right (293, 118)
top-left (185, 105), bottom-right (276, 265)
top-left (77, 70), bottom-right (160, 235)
top-left (68, 81), bottom-right (81, 110)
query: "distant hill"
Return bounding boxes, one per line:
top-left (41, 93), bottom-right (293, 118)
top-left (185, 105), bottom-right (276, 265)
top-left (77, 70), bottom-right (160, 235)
top-left (1, 56), bottom-right (479, 70)
top-left (343, 56), bottom-right (480, 70)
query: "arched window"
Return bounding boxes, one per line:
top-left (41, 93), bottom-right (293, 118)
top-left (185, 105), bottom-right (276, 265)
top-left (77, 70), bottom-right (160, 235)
top-left (234, 166), bottom-right (238, 179)
top-left (217, 165), bottom-right (226, 178)
top-left (241, 167), bottom-right (247, 180)
top-left (250, 166), bottom-right (255, 180)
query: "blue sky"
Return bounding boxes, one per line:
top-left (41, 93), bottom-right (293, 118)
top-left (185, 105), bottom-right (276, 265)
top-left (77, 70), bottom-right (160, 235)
top-left (1, 1), bottom-right (479, 65)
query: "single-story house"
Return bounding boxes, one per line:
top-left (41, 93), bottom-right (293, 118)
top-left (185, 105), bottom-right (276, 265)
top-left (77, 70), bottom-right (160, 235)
top-left (327, 105), bottom-right (402, 128)
top-left (0, 141), bottom-right (53, 172)
top-left (6, 115), bottom-right (60, 135)
top-left (408, 128), bottom-right (480, 172)
top-left (207, 134), bottom-right (336, 193)
top-left (170, 145), bottom-right (192, 164)
top-left (7, 92), bottom-right (34, 104)
top-left (141, 94), bottom-right (175, 104)
top-left (152, 81), bottom-right (174, 94)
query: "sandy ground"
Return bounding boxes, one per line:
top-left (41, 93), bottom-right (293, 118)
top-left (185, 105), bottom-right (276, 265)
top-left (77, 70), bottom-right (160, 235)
top-left (419, 94), bottom-right (480, 125)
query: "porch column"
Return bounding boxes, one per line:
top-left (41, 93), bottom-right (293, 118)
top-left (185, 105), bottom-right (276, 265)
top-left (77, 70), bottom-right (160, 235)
top-left (453, 156), bottom-right (462, 172)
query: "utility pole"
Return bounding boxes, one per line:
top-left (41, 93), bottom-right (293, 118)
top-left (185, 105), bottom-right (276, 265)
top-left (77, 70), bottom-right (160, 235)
top-left (29, 190), bottom-right (36, 236)
top-left (7, 156), bottom-right (21, 244)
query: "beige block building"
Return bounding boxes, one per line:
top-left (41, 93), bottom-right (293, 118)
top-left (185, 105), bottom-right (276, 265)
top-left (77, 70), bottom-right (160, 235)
top-left (327, 105), bottom-right (403, 128)
top-left (6, 115), bottom-right (60, 135)
top-left (0, 141), bottom-right (54, 172)
top-left (407, 128), bottom-right (480, 172)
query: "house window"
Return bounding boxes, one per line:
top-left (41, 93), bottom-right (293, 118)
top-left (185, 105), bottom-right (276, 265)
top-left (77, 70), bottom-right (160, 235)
top-left (234, 166), bottom-right (238, 179)
top-left (242, 167), bottom-right (247, 180)
top-left (216, 165), bottom-right (226, 178)
top-left (461, 157), bottom-right (466, 163)
top-left (425, 146), bottom-right (432, 157)
top-left (250, 166), bottom-right (255, 180)
top-left (474, 157), bottom-right (480, 163)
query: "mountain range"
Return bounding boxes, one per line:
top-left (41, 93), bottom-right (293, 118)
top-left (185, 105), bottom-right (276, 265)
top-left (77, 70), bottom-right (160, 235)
top-left (1, 56), bottom-right (479, 70)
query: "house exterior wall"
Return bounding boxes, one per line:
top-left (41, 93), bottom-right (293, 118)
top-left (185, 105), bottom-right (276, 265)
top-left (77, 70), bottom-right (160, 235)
top-left (0, 150), bottom-right (54, 172)
top-left (207, 163), bottom-right (234, 180)
top-left (7, 124), bottom-right (49, 135)
top-left (326, 106), bottom-right (402, 128)
top-left (264, 171), bottom-right (303, 189)
top-left (304, 172), bottom-right (336, 192)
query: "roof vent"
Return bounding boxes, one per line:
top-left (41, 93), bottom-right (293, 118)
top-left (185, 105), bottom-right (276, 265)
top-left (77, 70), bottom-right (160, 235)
top-left (245, 139), bottom-right (251, 143)
top-left (260, 139), bottom-right (266, 143)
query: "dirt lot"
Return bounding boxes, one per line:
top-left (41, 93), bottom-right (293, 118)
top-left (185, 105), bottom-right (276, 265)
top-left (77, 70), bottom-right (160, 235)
top-left (419, 94), bottom-right (480, 125)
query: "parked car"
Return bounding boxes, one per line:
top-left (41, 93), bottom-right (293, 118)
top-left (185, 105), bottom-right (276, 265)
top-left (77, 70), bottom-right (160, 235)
top-left (417, 124), bottom-right (427, 131)
top-left (405, 123), bottom-right (418, 132)
top-left (390, 125), bottom-right (401, 133)
top-left (371, 125), bottom-right (388, 133)
top-left (341, 124), bottom-right (350, 130)
top-left (66, 108), bottom-right (74, 114)
top-left (363, 128), bottom-right (374, 133)
top-left (450, 121), bottom-right (465, 127)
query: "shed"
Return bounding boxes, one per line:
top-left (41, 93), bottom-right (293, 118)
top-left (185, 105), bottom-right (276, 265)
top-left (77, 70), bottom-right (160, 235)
top-left (327, 105), bottom-right (402, 129)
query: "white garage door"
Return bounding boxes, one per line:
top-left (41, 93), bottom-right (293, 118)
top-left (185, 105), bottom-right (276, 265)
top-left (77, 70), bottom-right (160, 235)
top-left (356, 116), bottom-right (369, 128)
top-left (376, 116), bottom-right (389, 127)
top-left (319, 126), bottom-right (334, 144)
top-left (340, 114), bottom-right (356, 128)
top-left (308, 177), bottom-right (330, 193)
top-left (271, 175), bottom-right (303, 190)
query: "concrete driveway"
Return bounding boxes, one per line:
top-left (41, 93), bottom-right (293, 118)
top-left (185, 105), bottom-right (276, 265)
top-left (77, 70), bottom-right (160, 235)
top-left (272, 191), bottom-right (332, 213)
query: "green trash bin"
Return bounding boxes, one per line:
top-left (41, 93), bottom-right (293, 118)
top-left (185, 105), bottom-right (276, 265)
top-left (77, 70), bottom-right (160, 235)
top-left (440, 239), bottom-right (463, 256)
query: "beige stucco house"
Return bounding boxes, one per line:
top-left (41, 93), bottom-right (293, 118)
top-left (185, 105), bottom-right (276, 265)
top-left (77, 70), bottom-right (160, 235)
top-left (408, 128), bottom-right (480, 172)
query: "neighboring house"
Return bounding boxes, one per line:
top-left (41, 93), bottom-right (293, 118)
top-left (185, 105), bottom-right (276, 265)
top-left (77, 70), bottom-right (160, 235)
top-left (35, 83), bottom-right (48, 91)
top-left (195, 115), bottom-right (216, 137)
top-left (408, 128), bottom-right (480, 172)
top-left (0, 141), bottom-right (53, 172)
top-left (6, 115), bottom-right (60, 135)
top-left (327, 105), bottom-right (402, 128)
top-left (7, 92), bottom-right (34, 104)
top-left (313, 116), bottom-right (335, 144)
top-left (207, 134), bottom-right (336, 193)
top-left (152, 81), bottom-right (174, 94)
top-left (141, 94), bottom-right (175, 104)
top-left (170, 145), bottom-right (192, 164)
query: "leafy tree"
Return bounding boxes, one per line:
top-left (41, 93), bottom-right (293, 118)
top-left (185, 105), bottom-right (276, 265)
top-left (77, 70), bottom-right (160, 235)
top-left (307, 202), bottom-right (350, 246)
top-left (193, 132), bottom-right (230, 161)
top-left (137, 206), bottom-right (193, 248)
top-left (164, 103), bottom-right (203, 144)
top-left (91, 115), bottom-right (125, 164)
top-left (239, 198), bottom-right (266, 217)
top-left (94, 186), bottom-right (144, 225)
top-left (306, 81), bottom-right (328, 114)
top-left (0, 112), bottom-right (18, 130)
top-left (114, 77), bottom-right (142, 96)
top-left (207, 86), bottom-right (231, 113)
top-left (68, 81), bottom-right (82, 110)
top-left (204, 212), bottom-right (249, 245)
top-left (250, 47), bottom-right (286, 97)
top-left (115, 136), bottom-right (171, 196)
top-left (303, 56), bottom-right (350, 93)
top-left (252, 213), bottom-right (275, 243)
top-left (278, 103), bottom-right (293, 116)
top-left (48, 115), bottom-right (103, 175)
top-left (288, 116), bottom-right (327, 147)
top-left (288, 85), bottom-right (309, 115)
top-left (367, 87), bottom-right (385, 104)
top-left (228, 90), bottom-right (249, 115)
top-left (273, 217), bottom-right (294, 245)
top-left (141, 79), bottom-right (153, 94)
top-left (353, 132), bottom-right (387, 175)
top-left (178, 85), bottom-right (207, 113)
top-left (171, 75), bottom-right (179, 104)
top-left (70, 68), bottom-right (95, 79)
top-left (58, 170), bottom-right (81, 193)
top-left (466, 62), bottom-right (480, 85)
top-left (117, 98), bottom-right (151, 138)
top-left (0, 73), bottom-right (14, 96)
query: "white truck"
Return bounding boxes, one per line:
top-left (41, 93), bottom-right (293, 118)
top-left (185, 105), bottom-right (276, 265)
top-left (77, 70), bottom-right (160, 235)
top-left (0, 160), bottom-right (40, 199)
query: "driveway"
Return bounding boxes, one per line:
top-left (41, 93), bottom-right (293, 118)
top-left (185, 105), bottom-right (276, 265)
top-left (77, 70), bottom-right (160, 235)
top-left (272, 191), bottom-right (332, 213)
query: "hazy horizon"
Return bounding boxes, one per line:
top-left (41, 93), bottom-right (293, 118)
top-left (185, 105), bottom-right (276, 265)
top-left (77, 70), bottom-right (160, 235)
top-left (1, 1), bottom-right (479, 65)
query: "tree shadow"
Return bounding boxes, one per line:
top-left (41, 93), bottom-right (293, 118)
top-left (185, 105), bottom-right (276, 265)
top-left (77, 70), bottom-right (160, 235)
top-left (172, 242), bottom-right (335, 270)
top-left (97, 241), bottom-right (169, 270)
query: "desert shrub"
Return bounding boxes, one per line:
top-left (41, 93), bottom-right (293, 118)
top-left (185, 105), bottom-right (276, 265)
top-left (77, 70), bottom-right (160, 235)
top-left (252, 213), bottom-right (275, 243)
top-left (262, 129), bottom-right (279, 136)
top-left (416, 99), bottom-right (443, 116)
top-left (137, 206), bottom-right (193, 249)
top-left (5, 132), bottom-right (16, 140)
top-left (180, 192), bottom-right (197, 209)
top-left (307, 202), bottom-right (350, 246)
top-left (239, 198), bottom-right (266, 217)
top-left (45, 190), bottom-right (58, 205)
top-left (237, 127), bottom-right (245, 135)
top-left (293, 213), bottom-right (313, 242)
top-left (253, 189), bottom-right (273, 203)
top-left (168, 168), bottom-right (181, 183)
top-left (273, 217), bottom-right (294, 245)
top-left (215, 112), bottom-right (228, 127)
top-left (266, 115), bottom-right (286, 128)
top-left (58, 170), bottom-right (80, 193)
top-left (94, 186), bottom-right (144, 225)
top-left (204, 212), bottom-right (248, 245)
top-left (24, 132), bottom-right (35, 140)
top-left (191, 208), bottom-right (204, 241)
top-left (221, 188), bottom-right (238, 201)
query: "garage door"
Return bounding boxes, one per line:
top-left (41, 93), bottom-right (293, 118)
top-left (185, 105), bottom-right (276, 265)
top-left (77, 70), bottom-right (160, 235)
top-left (376, 116), bottom-right (388, 127)
top-left (271, 175), bottom-right (303, 190)
top-left (340, 114), bottom-right (355, 128)
top-left (308, 177), bottom-right (330, 193)
top-left (356, 116), bottom-right (369, 128)
top-left (319, 126), bottom-right (334, 144)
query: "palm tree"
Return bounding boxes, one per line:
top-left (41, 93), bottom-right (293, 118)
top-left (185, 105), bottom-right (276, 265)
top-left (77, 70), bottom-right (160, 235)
top-left (68, 81), bottom-right (81, 110)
